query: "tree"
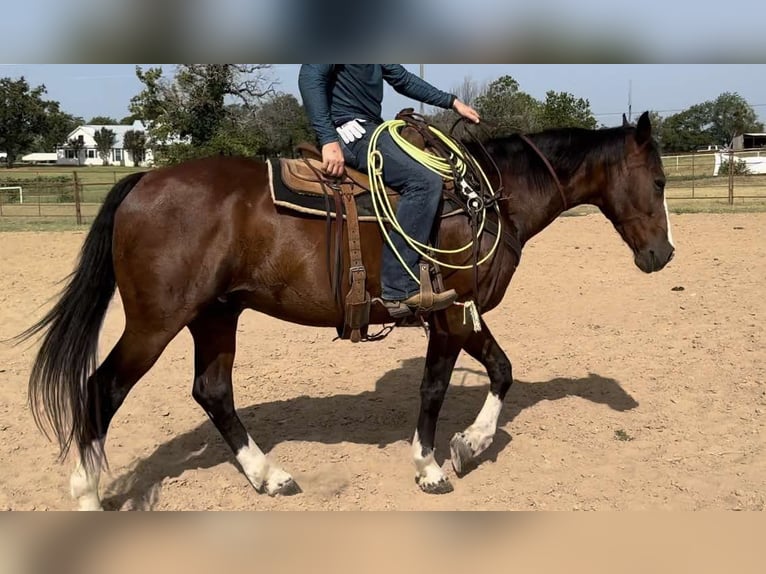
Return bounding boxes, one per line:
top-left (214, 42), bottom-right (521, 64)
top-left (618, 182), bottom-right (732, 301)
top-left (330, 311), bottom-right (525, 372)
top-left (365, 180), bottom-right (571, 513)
top-left (88, 116), bottom-right (118, 125)
top-left (67, 137), bottom-right (85, 166)
top-left (253, 93), bottom-right (313, 157)
top-left (93, 127), bottom-right (116, 165)
top-left (130, 64), bottom-right (276, 150)
top-left (659, 103), bottom-right (714, 153)
top-left (120, 114), bottom-right (141, 125)
top-left (427, 77), bottom-right (487, 138)
top-left (474, 75), bottom-right (542, 137)
top-left (539, 91), bottom-right (597, 130)
top-left (37, 105), bottom-right (83, 152)
top-left (0, 77), bottom-right (49, 167)
top-left (123, 130), bottom-right (147, 166)
top-left (709, 92), bottom-right (764, 146)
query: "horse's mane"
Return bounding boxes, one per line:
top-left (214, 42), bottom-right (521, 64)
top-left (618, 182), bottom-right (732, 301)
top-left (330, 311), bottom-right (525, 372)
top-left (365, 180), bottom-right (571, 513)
top-left (467, 125), bottom-right (638, 197)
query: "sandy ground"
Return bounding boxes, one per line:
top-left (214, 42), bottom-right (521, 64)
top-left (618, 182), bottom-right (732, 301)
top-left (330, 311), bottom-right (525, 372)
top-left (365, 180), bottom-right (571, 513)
top-left (1, 213), bottom-right (764, 511)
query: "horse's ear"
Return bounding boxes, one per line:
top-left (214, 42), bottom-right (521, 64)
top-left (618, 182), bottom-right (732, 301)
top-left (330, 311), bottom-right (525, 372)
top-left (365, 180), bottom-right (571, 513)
top-left (636, 111), bottom-right (652, 144)
top-left (622, 114), bottom-right (630, 127)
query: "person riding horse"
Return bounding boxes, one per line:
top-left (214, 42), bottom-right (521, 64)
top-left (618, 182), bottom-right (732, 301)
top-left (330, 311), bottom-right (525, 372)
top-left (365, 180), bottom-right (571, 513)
top-left (298, 64), bottom-right (481, 315)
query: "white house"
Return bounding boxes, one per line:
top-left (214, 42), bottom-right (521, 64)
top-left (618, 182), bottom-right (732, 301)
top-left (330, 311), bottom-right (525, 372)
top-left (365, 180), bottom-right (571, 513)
top-left (57, 120), bottom-right (155, 167)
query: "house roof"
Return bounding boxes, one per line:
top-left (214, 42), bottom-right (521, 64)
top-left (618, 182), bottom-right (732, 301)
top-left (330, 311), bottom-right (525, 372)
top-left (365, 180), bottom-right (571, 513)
top-left (67, 120), bottom-right (147, 148)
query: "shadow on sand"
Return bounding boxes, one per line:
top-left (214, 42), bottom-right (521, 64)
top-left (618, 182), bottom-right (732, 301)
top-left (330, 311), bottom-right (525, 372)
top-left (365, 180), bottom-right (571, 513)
top-left (102, 357), bottom-right (638, 509)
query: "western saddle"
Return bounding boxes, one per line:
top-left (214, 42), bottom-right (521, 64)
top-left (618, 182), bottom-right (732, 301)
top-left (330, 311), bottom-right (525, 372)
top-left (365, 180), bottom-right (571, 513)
top-left (276, 112), bottom-right (472, 343)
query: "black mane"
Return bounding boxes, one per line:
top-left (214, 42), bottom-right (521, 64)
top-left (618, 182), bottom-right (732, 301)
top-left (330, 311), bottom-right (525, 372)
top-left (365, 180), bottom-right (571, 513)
top-left (467, 125), bottom-right (638, 196)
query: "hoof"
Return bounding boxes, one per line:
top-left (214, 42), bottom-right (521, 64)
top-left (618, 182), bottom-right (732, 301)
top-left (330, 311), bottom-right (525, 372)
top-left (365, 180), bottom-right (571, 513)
top-left (417, 476), bottom-right (454, 495)
top-left (266, 477), bottom-right (302, 497)
top-left (450, 433), bottom-right (478, 477)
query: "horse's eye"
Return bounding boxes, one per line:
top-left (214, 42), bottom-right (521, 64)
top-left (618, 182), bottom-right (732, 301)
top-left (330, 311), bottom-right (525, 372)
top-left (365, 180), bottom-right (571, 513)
top-left (654, 179), bottom-right (666, 191)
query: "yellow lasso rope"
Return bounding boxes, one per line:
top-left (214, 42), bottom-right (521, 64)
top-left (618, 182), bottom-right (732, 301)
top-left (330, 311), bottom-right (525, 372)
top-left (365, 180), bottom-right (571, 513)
top-left (366, 120), bottom-right (503, 283)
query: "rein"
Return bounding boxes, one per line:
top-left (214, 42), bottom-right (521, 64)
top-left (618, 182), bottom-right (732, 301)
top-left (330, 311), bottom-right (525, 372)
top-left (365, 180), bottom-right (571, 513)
top-left (518, 134), bottom-right (568, 212)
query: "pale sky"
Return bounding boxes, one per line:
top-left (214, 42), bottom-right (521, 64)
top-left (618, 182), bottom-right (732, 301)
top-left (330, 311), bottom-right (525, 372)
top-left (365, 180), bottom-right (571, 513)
top-left (1, 64), bottom-right (765, 126)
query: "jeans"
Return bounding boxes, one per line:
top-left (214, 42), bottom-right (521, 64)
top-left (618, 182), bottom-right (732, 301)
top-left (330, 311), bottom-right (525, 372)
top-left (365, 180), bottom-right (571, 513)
top-left (340, 126), bottom-right (444, 300)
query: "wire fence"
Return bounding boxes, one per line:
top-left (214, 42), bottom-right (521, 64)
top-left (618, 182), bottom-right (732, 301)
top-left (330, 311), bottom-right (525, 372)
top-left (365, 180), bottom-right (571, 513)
top-left (1, 151), bottom-right (765, 224)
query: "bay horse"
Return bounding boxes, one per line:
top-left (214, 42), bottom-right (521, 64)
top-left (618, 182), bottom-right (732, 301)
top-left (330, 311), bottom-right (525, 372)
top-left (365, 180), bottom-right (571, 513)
top-left (20, 111), bottom-right (674, 510)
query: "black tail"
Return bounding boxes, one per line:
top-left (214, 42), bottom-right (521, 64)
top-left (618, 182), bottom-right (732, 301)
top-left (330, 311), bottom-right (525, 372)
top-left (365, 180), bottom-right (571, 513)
top-left (15, 171), bottom-right (147, 462)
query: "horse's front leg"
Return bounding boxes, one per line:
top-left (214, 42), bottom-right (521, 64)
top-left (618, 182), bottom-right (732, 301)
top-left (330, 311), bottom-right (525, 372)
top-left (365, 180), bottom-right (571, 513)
top-left (450, 318), bottom-right (512, 475)
top-left (413, 314), bottom-right (468, 494)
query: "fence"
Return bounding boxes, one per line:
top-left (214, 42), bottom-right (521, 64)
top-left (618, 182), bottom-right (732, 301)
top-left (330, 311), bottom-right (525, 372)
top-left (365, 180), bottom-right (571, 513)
top-left (661, 149), bottom-right (766, 206)
top-left (0, 168), bottom-right (144, 224)
top-left (2, 152), bottom-right (766, 225)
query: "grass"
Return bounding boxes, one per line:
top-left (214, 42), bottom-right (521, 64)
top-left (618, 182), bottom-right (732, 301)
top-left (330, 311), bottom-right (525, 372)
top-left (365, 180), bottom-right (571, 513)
top-left (2, 163), bottom-right (765, 231)
top-left (614, 429), bottom-right (635, 442)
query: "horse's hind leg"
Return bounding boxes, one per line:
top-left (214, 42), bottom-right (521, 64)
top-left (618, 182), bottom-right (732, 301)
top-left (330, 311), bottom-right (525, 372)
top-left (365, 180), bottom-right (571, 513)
top-left (449, 318), bottom-right (512, 476)
top-left (188, 303), bottom-right (298, 497)
top-left (70, 329), bottom-right (176, 510)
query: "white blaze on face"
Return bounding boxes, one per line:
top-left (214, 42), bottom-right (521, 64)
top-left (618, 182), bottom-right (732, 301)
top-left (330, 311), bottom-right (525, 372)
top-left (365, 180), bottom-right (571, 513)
top-left (663, 197), bottom-right (675, 248)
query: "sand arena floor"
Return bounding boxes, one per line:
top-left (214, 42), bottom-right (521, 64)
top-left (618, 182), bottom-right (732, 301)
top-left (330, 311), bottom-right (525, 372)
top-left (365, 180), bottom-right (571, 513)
top-left (1, 213), bottom-right (764, 510)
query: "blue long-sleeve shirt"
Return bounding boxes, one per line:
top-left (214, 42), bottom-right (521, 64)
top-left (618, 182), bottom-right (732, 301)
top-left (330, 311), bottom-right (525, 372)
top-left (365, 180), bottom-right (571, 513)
top-left (299, 64), bottom-right (457, 147)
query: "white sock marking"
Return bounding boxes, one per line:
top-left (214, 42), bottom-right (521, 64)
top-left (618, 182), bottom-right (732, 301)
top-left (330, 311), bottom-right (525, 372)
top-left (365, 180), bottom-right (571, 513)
top-left (462, 393), bottom-right (503, 456)
top-left (236, 436), bottom-right (293, 495)
top-left (412, 431), bottom-right (446, 485)
top-left (70, 439), bottom-right (104, 511)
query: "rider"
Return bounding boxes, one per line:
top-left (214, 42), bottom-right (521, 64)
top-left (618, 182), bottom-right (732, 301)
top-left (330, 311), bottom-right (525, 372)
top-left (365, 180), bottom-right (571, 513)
top-left (298, 64), bottom-right (481, 314)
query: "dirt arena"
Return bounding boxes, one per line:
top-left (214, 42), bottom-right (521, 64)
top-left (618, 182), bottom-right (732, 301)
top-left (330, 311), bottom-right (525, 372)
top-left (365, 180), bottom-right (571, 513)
top-left (1, 212), bottom-right (764, 511)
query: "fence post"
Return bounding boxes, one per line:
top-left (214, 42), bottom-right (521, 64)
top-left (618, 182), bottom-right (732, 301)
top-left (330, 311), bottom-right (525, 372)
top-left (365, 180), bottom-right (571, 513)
top-left (691, 151), bottom-right (695, 198)
top-left (73, 171), bottom-right (83, 225)
top-left (728, 149), bottom-right (734, 205)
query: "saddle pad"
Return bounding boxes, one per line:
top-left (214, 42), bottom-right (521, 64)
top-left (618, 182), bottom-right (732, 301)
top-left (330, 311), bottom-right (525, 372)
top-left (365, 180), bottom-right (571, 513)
top-left (268, 158), bottom-right (462, 222)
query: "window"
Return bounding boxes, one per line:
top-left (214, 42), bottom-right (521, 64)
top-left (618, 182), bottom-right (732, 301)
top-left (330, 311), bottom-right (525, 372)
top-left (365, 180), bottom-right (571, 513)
top-left (65, 149), bottom-right (76, 159)
top-left (87, 149), bottom-right (97, 159)
top-left (113, 149), bottom-right (123, 162)
top-left (77, 135), bottom-right (84, 144)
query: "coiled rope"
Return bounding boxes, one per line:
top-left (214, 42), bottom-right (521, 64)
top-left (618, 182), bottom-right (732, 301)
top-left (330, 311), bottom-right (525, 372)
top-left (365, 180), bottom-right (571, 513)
top-left (366, 119), bottom-right (502, 284)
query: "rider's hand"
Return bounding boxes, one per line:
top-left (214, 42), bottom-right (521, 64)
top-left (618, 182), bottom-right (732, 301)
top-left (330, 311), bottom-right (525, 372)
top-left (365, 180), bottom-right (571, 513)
top-left (322, 142), bottom-right (345, 178)
top-left (453, 99), bottom-right (481, 124)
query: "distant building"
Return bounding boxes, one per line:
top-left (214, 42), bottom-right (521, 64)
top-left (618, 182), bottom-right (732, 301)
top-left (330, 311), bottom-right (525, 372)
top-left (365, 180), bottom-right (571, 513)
top-left (20, 153), bottom-right (57, 165)
top-left (57, 120), bottom-right (154, 167)
top-left (732, 133), bottom-right (766, 151)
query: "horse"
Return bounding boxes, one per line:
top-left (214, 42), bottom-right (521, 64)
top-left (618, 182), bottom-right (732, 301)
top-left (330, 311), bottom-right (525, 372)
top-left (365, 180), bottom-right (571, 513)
top-left (19, 111), bottom-right (674, 510)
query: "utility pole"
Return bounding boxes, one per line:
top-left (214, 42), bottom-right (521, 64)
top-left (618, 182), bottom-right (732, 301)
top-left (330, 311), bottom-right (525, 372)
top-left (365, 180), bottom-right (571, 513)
top-left (419, 64), bottom-right (425, 115)
top-left (628, 80), bottom-right (633, 123)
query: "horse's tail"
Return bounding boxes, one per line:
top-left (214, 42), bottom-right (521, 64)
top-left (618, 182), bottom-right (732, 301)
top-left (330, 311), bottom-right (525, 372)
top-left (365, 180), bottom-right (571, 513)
top-left (15, 171), bottom-right (147, 462)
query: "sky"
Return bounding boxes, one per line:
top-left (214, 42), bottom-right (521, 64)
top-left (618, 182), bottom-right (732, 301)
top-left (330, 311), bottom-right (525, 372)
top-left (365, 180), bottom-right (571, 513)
top-left (2, 64), bottom-right (765, 126)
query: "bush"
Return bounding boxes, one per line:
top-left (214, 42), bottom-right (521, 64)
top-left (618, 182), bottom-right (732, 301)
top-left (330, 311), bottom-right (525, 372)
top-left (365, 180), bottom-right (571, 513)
top-left (719, 158), bottom-right (751, 176)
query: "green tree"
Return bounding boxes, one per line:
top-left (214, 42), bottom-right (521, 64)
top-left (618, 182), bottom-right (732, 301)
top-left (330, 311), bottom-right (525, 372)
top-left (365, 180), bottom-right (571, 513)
top-left (88, 116), bottom-right (118, 125)
top-left (37, 105), bottom-right (83, 152)
top-left (123, 130), bottom-right (147, 166)
top-left (67, 137), bottom-right (85, 166)
top-left (253, 93), bottom-right (313, 157)
top-left (659, 103), bottom-right (714, 153)
top-left (93, 127), bottom-right (116, 165)
top-left (120, 114), bottom-right (141, 125)
top-left (130, 64), bottom-right (275, 150)
top-left (709, 92), bottom-right (764, 146)
top-left (0, 77), bottom-right (49, 167)
top-left (539, 91), bottom-right (597, 129)
top-left (474, 75), bottom-right (542, 137)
